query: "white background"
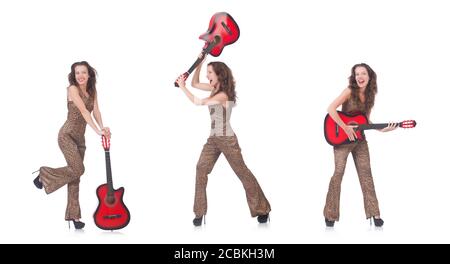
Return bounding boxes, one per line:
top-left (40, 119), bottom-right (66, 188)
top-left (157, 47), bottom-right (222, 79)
top-left (1, 0), bottom-right (449, 243)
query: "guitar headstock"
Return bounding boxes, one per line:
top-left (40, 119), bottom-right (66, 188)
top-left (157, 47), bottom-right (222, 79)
top-left (102, 135), bottom-right (110, 151)
top-left (400, 120), bottom-right (417, 128)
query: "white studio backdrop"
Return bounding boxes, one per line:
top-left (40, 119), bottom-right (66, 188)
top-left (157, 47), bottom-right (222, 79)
top-left (0, 0), bottom-right (448, 243)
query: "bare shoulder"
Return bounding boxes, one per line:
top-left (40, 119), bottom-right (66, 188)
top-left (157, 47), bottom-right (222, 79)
top-left (328, 87), bottom-right (351, 111)
top-left (337, 87), bottom-right (351, 100)
top-left (214, 91), bottom-right (228, 101)
top-left (68, 85), bottom-right (79, 93)
top-left (341, 87), bottom-right (351, 96)
top-left (67, 85), bottom-right (80, 101)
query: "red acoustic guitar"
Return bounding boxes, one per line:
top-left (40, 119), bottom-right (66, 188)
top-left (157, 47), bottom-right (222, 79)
top-left (324, 111), bottom-right (416, 146)
top-left (94, 136), bottom-right (130, 230)
top-left (174, 12), bottom-right (240, 87)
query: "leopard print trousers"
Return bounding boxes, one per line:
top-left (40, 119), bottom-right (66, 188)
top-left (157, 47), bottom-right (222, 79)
top-left (323, 140), bottom-right (380, 221)
top-left (194, 135), bottom-right (271, 218)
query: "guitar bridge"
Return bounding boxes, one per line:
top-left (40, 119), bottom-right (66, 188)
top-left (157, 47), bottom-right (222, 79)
top-left (104, 214), bottom-right (122, 219)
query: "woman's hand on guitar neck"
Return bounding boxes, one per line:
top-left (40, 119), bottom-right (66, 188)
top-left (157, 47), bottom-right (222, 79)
top-left (379, 122), bottom-right (398, 132)
top-left (343, 124), bottom-right (358, 141)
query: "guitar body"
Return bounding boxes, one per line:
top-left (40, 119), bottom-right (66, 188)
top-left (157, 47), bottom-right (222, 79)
top-left (94, 136), bottom-right (130, 230)
top-left (94, 184), bottom-right (130, 230)
top-left (199, 12), bottom-right (240, 57)
top-left (324, 111), bottom-right (368, 146)
top-left (324, 111), bottom-right (416, 146)
top-left (174, 12), bottom-right (239, 87)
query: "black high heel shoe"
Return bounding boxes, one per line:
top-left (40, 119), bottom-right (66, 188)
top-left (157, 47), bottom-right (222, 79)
top-left (193, 215), bottom-right (205, 226)
top-left (371, 217), bottom-right (384, 227)
top-left (325, 218), bottom-right (335, 227)
top-left (68, 220), bottom-right (85, 229)
top-left (257, 214), bottom-right (270, 223)
top-left (32, 170), bottom-right (43, 189)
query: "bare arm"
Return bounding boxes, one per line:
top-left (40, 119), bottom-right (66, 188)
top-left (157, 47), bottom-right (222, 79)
top-left (68, 86), bottom-right (102, 136)
top-left (327, 88), bottom-right (351, 127)
top-left (93, 95), bottom-right (104, 129)
top-left (177, 76), bottom-right (227, 106)
top-left (93, 94), bottom-right (111, 138)
top-left (191, 57), bottom-right (213, 91)
top-left (327, 88), bottom-right (357, 141)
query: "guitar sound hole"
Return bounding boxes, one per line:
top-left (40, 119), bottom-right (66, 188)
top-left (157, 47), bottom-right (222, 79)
top-left (106, 196), bottom-right (116, 205)
top-left (214, 35), bottom-right (221, 44)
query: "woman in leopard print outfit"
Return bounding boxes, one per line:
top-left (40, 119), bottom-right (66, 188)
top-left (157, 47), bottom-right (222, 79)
top-left (323, 63), bottom-right (397, 227)
top-left (176, 57), bottom-right (271, 226)
top-left (33, 61), bottom-right (111, 229)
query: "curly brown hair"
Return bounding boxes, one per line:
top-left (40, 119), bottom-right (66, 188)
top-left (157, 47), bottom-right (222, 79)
top-left (68, 61), bottom-right (97, 98)
top-left (348, 63), bottom-right (377, 113)
top-left (208, 61), bottom-right (237, 103)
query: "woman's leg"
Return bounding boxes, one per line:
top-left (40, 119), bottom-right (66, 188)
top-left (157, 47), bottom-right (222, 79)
top-left (323, 144), bottom-right (353, 221)
top-left (352, 140), bottom-right (380, 219)
top-left (39, 134), bottom-right (85, 195)
top-left (65, 143), bottom-right (86, 220)
top-left (220, 136), bottom-right (271, 217)
top-left (194, 137), bottom-right (221, 217)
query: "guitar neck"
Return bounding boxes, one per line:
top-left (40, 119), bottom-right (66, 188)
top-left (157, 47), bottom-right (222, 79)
top-left (186, 38), bottom-right (219, 74)
top-left (105, 151), bottom-right (114, 196)
top-left (186, 55), bottom-right (206, 74)
top-left (358, 122), bottom-right (401, 130)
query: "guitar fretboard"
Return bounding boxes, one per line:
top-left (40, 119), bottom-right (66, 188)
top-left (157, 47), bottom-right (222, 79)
top-left (105, 151), bottom-right (114, 197)
top-left (186, 38), bottom-right (219, 74)
top-left (358, 122), bottom-right (401, 130)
